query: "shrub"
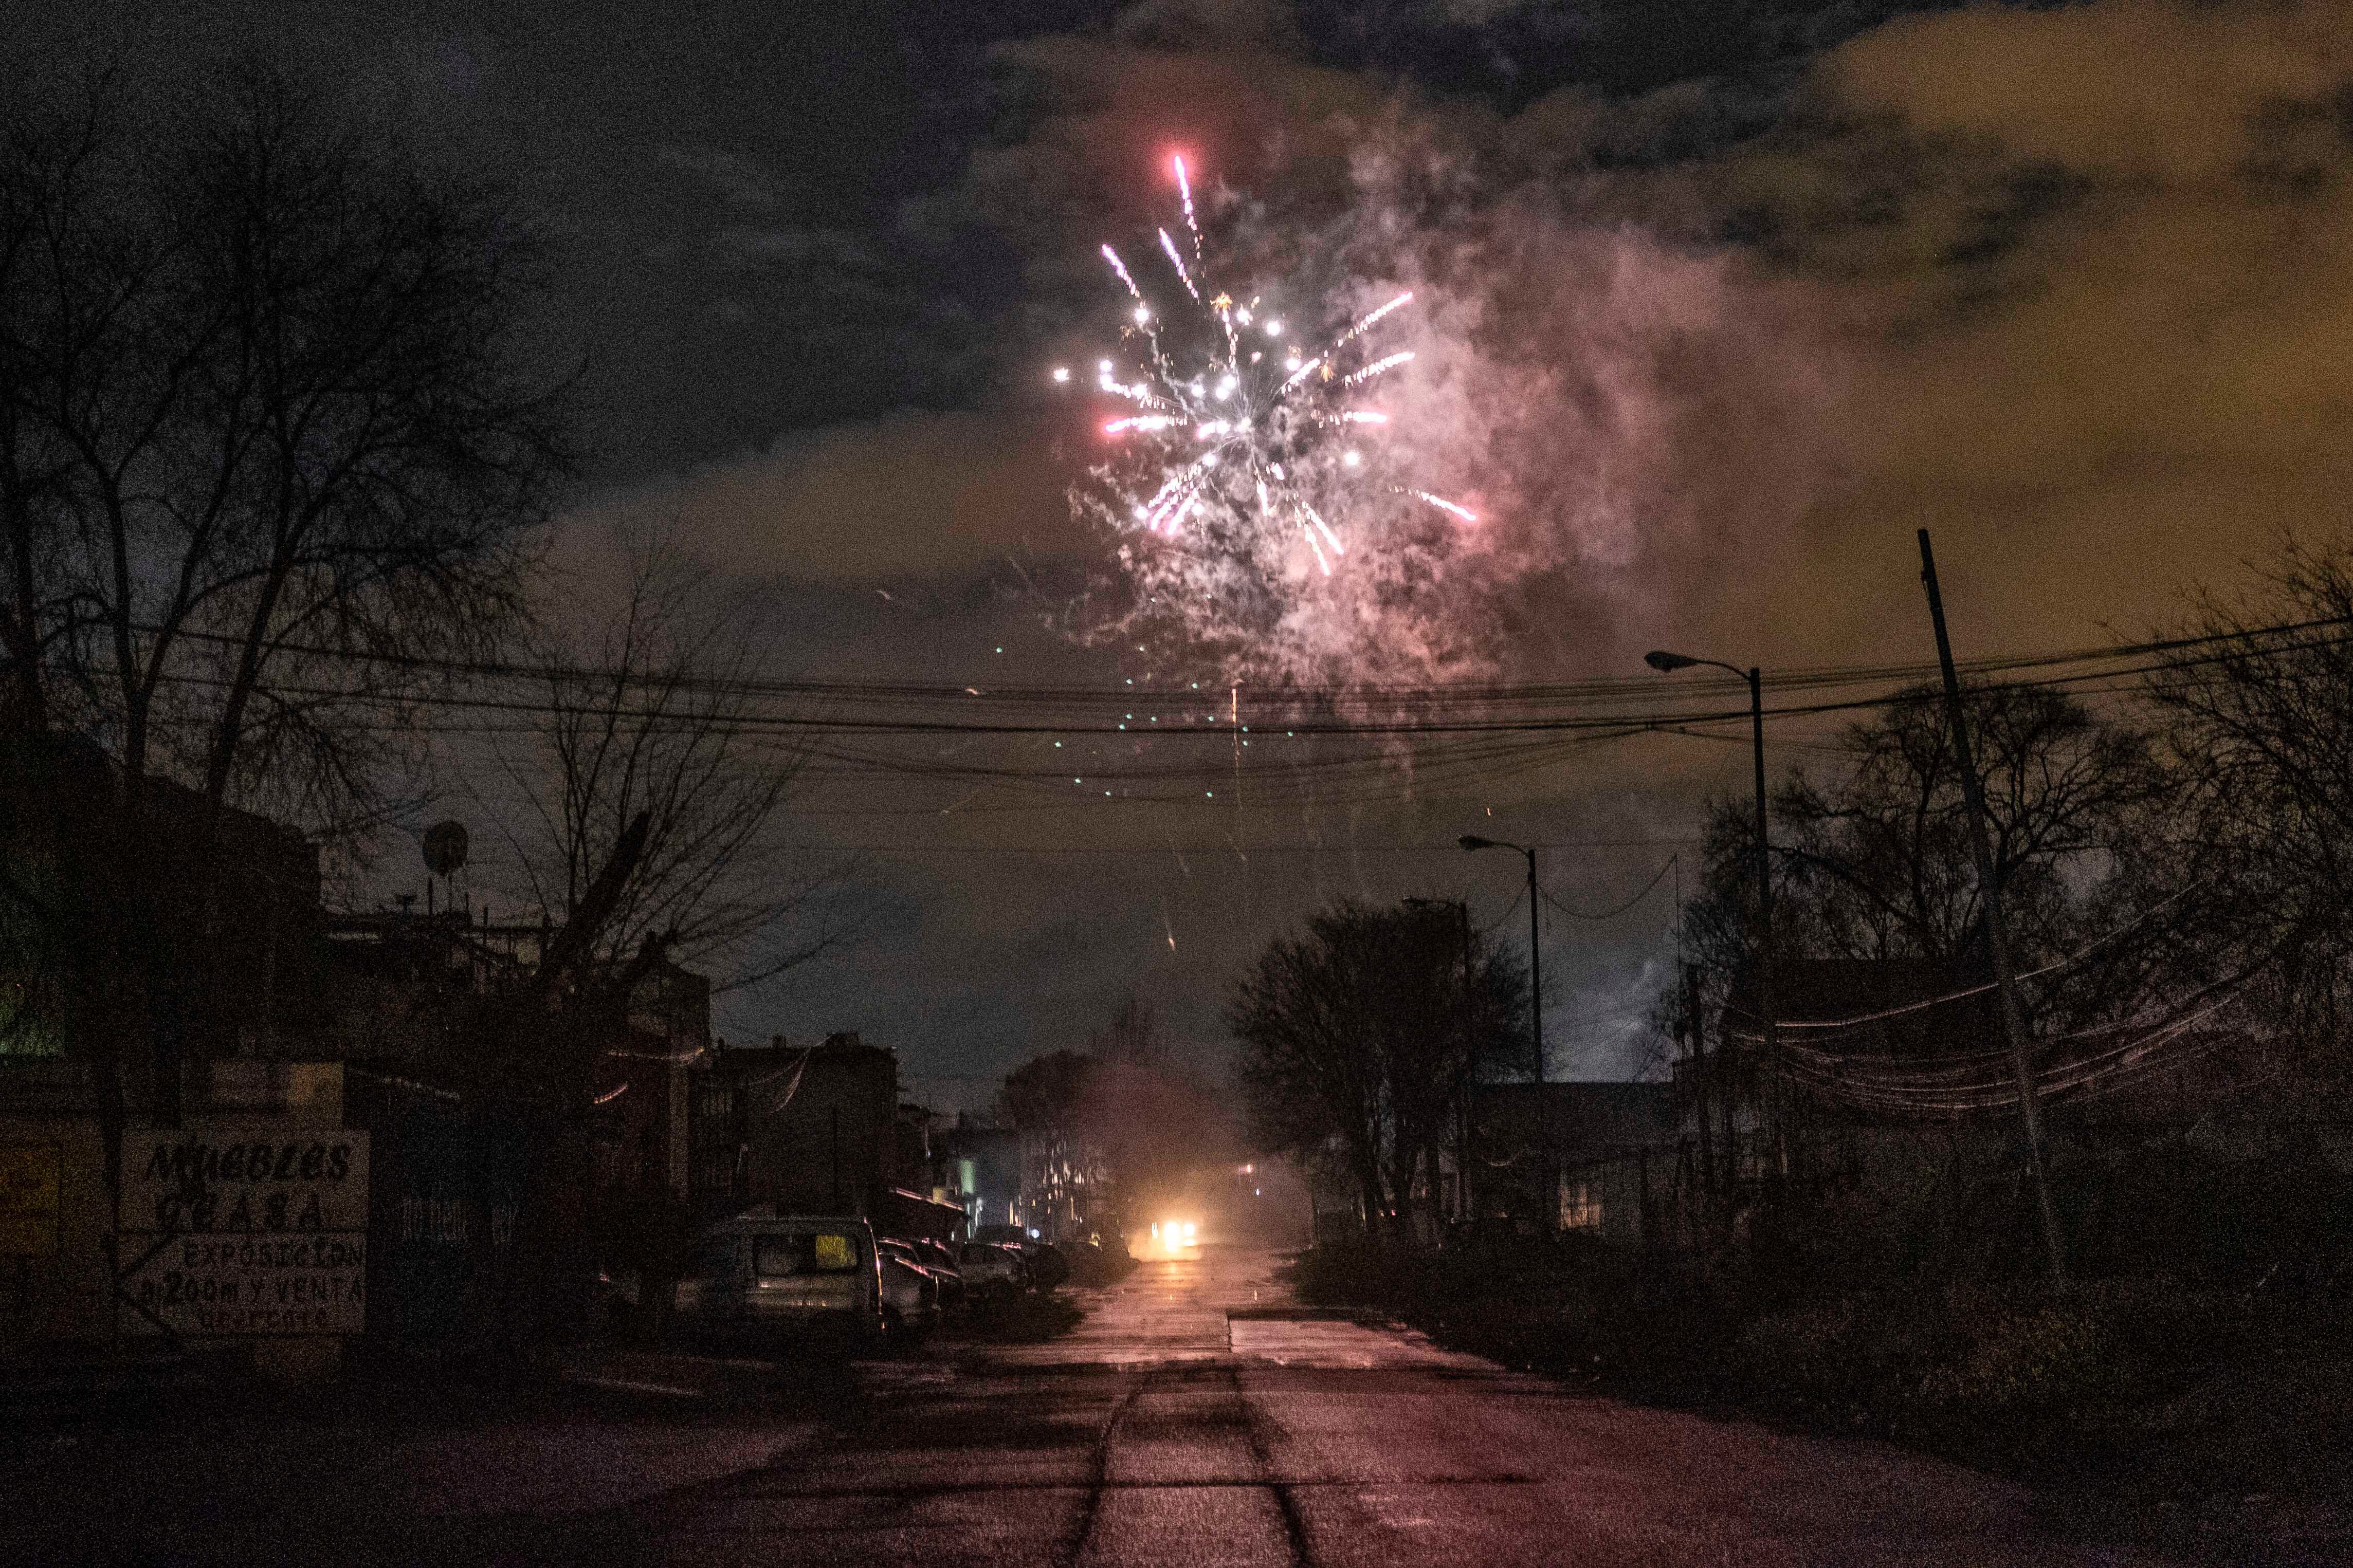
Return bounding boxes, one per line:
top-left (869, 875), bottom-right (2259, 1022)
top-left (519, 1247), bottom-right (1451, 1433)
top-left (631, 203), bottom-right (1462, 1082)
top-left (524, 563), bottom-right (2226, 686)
top-left (1916, 1294), bottom-right (2113, 1413)
top-left (1729, 1277), bottom-right (2246, 1425)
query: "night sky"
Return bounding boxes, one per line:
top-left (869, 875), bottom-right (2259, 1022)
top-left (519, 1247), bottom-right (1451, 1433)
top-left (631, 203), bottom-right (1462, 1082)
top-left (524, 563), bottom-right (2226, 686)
top-left (20, 2), bottom-right (2351, 1109)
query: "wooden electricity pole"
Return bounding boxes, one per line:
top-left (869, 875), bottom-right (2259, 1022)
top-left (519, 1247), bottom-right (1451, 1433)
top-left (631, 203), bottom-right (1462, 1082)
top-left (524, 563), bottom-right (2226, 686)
top-left (1917, 530), bottom-right (2069, 1288)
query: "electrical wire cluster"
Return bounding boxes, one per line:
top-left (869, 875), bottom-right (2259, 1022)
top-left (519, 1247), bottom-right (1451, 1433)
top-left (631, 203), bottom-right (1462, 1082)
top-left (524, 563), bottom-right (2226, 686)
top-left (1722, 884), bottom-right (2248, 1118)
top-left (135, 613), bottom-right (2353, 817)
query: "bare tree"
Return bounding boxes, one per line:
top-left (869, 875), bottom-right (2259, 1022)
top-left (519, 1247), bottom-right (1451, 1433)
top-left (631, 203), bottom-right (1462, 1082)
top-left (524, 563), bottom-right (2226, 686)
top-left (1663, 683), bottom-right (2178, 1050)
top-left (1230, 898), bottom-right (1526, 1240)
top-left (996, 1048), bottom-right (1095, 1135)
top-left (2146, 534), bottom-right (2353, 1064)
top-left (1086, 994), bottom-right (1161, 1065)
top-left (6, 69), bottom-right (566, 808)
top-left (997, 1007), bottom-right (1231, 1233)
top-left (488, 532), bottom-right (852, 994)
top-left (0, 84), bottom-right (112, 739)
top-left (0, 63), bottom-right (572, 1331)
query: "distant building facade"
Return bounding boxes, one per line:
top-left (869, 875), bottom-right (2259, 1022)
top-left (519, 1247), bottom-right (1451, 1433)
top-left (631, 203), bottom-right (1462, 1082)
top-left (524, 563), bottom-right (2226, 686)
top-left (682, 1033), bottom-right (963, 1243)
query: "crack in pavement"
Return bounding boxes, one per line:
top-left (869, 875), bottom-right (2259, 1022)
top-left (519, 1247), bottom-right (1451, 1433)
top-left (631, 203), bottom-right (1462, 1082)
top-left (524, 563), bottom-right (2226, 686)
top-left (1056, 1370), bottom-right (1152, 1568)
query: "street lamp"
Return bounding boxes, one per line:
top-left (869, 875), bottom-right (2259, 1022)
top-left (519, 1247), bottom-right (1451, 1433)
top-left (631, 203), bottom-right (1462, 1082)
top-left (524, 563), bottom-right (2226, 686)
top-left (1644, 650), bottom-right (1780, 1175)
top-left (1460, 835), bottom-right (1545, 1222)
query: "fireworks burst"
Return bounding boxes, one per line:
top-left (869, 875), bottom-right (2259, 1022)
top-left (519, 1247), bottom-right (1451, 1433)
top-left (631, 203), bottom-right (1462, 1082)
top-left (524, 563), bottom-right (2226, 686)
top-left (1060, 157), bottom-right (1486, 683)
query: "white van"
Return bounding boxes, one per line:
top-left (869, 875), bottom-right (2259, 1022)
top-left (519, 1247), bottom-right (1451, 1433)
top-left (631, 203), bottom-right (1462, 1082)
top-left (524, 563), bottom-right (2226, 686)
top-left (671, 1213), bottom-right (883, 1351)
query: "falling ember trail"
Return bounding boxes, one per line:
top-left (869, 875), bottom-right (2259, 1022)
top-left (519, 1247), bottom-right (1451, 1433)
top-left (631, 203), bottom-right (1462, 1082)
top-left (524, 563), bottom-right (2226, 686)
top-left (1101, 244), bottom-right (1144, 304)
top-left (1174, 155), bottom-right (1202, 267)
top-left (1159, 229), bottom-right (1201, 302)
top-left (1409, 490), bottom-right (1480, 524)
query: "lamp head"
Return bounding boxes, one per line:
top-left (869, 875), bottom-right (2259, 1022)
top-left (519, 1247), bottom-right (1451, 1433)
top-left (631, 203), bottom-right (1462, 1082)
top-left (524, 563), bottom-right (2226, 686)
top-left (1458, 835), bottom-right (1496, 852)
top-left (1644, 650), bottom-right (1699, 673)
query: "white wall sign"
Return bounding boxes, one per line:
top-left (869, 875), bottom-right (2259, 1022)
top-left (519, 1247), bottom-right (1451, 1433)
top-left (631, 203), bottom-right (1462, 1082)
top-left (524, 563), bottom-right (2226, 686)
top-left (120, 1120), bottom-right (369, 1337)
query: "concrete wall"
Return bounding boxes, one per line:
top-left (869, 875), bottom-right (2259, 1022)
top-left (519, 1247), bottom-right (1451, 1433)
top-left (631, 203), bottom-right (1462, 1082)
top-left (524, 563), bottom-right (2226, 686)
top-left (0, 1115), bottom-right (111, 1351)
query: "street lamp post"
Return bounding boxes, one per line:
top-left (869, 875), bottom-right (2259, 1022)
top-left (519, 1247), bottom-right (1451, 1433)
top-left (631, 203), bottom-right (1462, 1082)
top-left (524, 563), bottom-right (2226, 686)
top-left (1460, 835), bottom-right (1546, 1224)
top-left (1644, 650), bottom-right (1781, 1177)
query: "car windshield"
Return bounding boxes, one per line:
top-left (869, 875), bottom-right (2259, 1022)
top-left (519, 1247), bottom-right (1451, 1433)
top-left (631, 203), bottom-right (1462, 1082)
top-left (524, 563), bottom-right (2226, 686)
top-left (960, 1244), bottom-right (996, 1264)
top-left (756, 1231), bottom-right (862, 1277)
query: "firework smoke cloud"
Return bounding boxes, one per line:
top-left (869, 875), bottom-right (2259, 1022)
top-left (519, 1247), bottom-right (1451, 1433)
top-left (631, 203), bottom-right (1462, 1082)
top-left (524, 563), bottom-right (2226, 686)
top-left (1061, 157), bottom-right (1510, 687)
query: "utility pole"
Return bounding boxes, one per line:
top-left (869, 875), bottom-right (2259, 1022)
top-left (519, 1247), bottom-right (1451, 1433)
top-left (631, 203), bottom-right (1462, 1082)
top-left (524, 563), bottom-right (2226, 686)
top-left (1745, 663), bottom-right (1784, 1180)
top-left (1407, 896), bottom-right (1480, 1226)
top-left (1454, 898), bottom-right (1475, 1226)
top-left (1917, 529), bottom-right (2069, 1288)
top-left (1459, 838), bottom-right (1548, 1226)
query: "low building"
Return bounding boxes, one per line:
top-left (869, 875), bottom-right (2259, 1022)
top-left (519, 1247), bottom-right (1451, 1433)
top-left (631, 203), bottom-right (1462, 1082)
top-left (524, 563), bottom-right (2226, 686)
top-left (686, 1033), bottom-right (954, 1231)
top-left (1462, 1081), bottom-right (1677, 1240)
top-left (939, 1117), bottom-right (1023, 1236)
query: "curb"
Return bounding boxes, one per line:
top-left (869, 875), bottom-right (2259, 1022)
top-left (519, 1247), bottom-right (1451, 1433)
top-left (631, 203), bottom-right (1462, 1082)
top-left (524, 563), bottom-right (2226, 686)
top-left (1225, 1306), bottom-right (1393, 1325)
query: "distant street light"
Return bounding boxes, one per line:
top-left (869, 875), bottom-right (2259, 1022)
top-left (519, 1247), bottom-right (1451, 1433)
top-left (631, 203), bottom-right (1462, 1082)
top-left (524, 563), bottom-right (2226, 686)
top-left (1645, 650), bottom-right (1780, 1173)
top-left (1460, 834), bottom-right (1546, 1222)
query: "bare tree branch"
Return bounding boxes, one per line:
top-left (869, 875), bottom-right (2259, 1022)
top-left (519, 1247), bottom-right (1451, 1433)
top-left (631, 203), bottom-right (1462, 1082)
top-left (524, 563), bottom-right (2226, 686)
top-left (486, 526), bottom-right (858, 995)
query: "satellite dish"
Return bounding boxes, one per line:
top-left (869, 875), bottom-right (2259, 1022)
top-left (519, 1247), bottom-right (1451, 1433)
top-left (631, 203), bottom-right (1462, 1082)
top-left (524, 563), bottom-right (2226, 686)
top-left (422, 820), bottom-right (469, 878)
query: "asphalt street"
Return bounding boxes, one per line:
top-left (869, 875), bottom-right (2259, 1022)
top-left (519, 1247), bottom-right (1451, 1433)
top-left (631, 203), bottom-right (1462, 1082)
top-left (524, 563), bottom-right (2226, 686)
top-left (9, 1247), bottom-right (2338, 1565)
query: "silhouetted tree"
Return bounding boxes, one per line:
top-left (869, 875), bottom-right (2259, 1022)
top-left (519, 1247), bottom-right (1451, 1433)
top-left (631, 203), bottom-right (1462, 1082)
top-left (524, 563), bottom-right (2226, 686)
top-left (1663, 682), bottom-right (2177, 1054)
top-left (996, 1048), bottom-right (1096, 1136)
top-left (996, 1020), bottom-right (1229, 1232)
top-left (4, 68), bottom-right (568, 820)
top-left (1087, 994), bottom-right (1161, 1065)
top-left (0, 63), bottom-right (571, 1324)
top-left (1229, 898), bottom-right (1526, 1239)
top-left (485, 531), bottom-right (852, 997)
top-left (2147, 533), bottom-right (2353, 1066)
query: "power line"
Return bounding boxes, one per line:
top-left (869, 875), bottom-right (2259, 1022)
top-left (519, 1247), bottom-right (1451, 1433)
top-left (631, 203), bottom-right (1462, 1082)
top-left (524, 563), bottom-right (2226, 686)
top-left (125, 612), bottom-right (2353, 738)
top-left (1541, 854), bottom-right (1679, 921)
top-left (770, 838), bottom-right (1702, 855)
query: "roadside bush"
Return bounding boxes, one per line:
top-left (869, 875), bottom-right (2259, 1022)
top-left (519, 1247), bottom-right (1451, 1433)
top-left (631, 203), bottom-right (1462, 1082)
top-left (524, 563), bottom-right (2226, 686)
top-left (1289, 1212), bottom-right (2337, 1499)
top-left (1731, 1277), bottom-right (2246, 1426)
top-left (1288, 1231), bottom-right (1738, 1387)
top-left (1913, 1294), bottom-right (2113, 1413)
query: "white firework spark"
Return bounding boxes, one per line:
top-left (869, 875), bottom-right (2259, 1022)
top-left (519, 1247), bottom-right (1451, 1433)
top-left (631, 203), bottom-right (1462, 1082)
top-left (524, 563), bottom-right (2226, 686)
top-left (1060, 157), bottom-right (1483, 680)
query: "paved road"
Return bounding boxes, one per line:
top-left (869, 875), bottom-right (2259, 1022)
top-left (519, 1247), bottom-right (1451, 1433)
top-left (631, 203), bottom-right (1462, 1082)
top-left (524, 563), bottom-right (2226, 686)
top-left (11, 1246), bottom-right (2340, 1564)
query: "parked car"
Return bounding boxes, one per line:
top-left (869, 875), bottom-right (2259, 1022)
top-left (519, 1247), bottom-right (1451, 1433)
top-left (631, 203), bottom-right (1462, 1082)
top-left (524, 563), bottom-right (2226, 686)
top-left (908, 1238), bottom-right (965, 1308)
top-left (595, 1267), bottom-right (643, 1338)
top-left (959, 1241), bottom-right (1029, 1299)
top-left (1021, 1241), bottom-right (1071, 1292)
top-left (875, 1243), bottom-right (941, 1340)
top-left (671, 1213), bottom-right (883, 1353)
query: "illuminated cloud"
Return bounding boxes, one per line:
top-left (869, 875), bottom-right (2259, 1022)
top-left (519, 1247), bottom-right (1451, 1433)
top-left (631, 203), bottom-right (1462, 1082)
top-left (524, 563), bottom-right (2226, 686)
top-left (1720, 0), bottom-right (2353, 649)
top-left (572, 410), bottom-right (1090, 588)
